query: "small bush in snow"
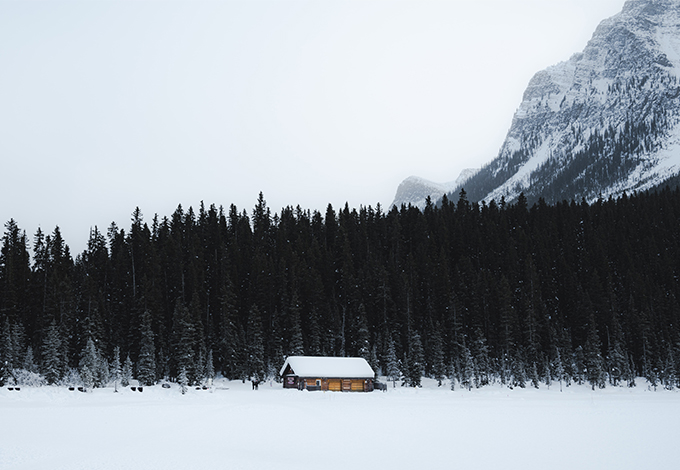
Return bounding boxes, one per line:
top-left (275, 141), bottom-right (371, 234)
top-left (12, 368), bottom-right (47, 387)
top-left (60, 368), bottom-right (83, 388)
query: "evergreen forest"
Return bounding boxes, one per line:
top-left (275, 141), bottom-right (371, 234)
top-left (2, 188), bottom-right (680, 391)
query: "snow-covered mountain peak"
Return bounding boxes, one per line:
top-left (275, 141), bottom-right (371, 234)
top-left (450, 0), bottom-right (680, 205)
top-left (391, 169), bottom-right (478, 209)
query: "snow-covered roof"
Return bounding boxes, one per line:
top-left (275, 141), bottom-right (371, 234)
top-left (279, 356), bottom-right (374, 379)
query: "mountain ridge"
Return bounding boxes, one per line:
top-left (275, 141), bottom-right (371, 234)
top-left (390, 169), bottom-right (477, 209)
top-left (451, 0), bottom-right (680, 205)
top-left (393, 0), bottom-right (680, 208)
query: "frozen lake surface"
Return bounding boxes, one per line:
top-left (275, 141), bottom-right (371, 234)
top-left (1, 378), bottom-right (678, 470)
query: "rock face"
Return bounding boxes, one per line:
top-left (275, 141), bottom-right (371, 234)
top-left (391, 169), bottom-right (477, 209)
top-left (448, 0), bottom-right (680, 204)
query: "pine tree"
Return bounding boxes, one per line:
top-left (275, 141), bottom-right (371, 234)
top-left (111, 346), bottom-right (121, 392)
top-left (429, 327), bottom-right (446, 386)
top-left (605, 312), bottom-right (629, 387)
top-left (470, 328), bottom-right (490, 388)
top-left (171, 301), bottom-right (196, 383)
top-left (627, 354), bottom-right (637, 388)
top-left (663, 346), bottom-right (676, 391)
top-left (606, 339), bottom-right (629, 387)
top-left (23, 345), bottom-right (38, 373)
top-left (157, 347), bottom-right (169, 381)
top-left (234, 324), bottom-right (248, 382)
top-left (510, 351), bottom-right (526, 389)
top-left (406, 330), bottom-right (424, 387)
top-left (306, 307), bottom-right (322, 357)
top-left (461, 346), bottom-right (474, 391)
top-left (81, 364), bottom-right (94, 391)
top-left (79, 337), bottom-right (103, 388)
top-left (137, 310), bottom-right (156, 386)
top-left (206, 349), bottom-right (215, 385)
top-left (121, 354), bottom-right (133, 387)
top-left (246, 305), bottom-right (266, 381)
top-left (554, 347), bottom-right (566, 392)
top-left (353, 304), bottom-right (371, 362)
top-left (286, 296), bottom-right (305, 357)
top-left (584, 317), bottom-right (605, 390)
top-left (41, 319), bottom-right (63, 385)
top-left (0, 220), bottom-right (31, 331)
top-left (195, 347), bottom-right (206, 385)
top-left (530, 362), bottom-right (540, 389)
top-left (217, 280), bottom-right (238, 379)
top-left (573, 346), bottom-right (586, 385)
top-left (543, 356), bottom-right (552, 389)
top-left (0, 319), bottom-right (13, 385)
top-left (179, 366), bottom-right (188, 395)
top-left (384, 336), bottom-right (400, 387)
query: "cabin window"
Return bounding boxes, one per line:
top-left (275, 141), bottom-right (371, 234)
top-left (316, 380), bottom-right (321, 386)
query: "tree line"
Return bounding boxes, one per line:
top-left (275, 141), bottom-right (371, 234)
top-left (2, 188), bottom-right (680, 391)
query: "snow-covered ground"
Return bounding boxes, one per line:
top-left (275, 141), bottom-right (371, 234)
top-left (1, 378), bottom-right (678, 470)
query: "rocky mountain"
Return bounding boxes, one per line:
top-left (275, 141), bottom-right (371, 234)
top-left (390, 0), bottom-right (680, 208)
top-left (391, 169), bottom-right (477, 209)
top-left (448, 0), bottom-right (680, 205)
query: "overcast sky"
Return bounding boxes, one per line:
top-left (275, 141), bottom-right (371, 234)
top-left (1, 0), bottom-right (626, 253)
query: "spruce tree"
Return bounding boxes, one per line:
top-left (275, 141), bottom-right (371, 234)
top-left (10, 323), bottom-right (26, 370)
top-left (111, 346), bottom-right (121, 392)
top-left (81, 364), bottom-right (94, 391)
top-left (121, 354), bottom-right (133, 387)
top-left (607, 315), bottom-right (629, 386)
top-left (663, 346), bottom-right (676, 390)
top-left (172, 301), bottom-right (196, 384)
top-left (206, 349), bottom-right (215, 385)
top-left (306, 307), bottom-right (322, 357)
top-left (554, 348), bottom-right (566, 392)
top-left (0, 319), bottom-right (12, 385)
top-left (406, 330), bottom-right (424, 387)
top-left (573, 346), bottom-right (586, 385)
top-left (369, 344), bottom-right (379, 379)
top-left (179, 366), bottom-right (188, 395)
top-left (246, 305), bottom-right (266, 381)
top-left (79, 337), bottom-right (104, 388)
top-left (217, 280), bottom-right (238, 379)
top-left (41, 319), bottom-right (63, 385)
top-left (606, 339), bottom-right (629, 387)
top-left (429, 327), bottom-right (446, 386)
top-left (461, 346), bottom-right (474, 391)
top-left (584, 318), bottom-right (605, 390)
top-left (156, 347), bottom-right (169, 382)
top-left (530, 362), bottom-right (540, 389)
top-left (543, 356), bottom-right (552, 389)
top-left (23, 345), bottom-right (38, 373)
top-left (353, 304), bottom-right (371, 362)
top-left (286, 297), bottom-right (305, 357)
top-left (384, 336), bottom-right (400, 387)
top-left (137, 310), bottom-right (156, 386)
top-left (510, 351), bottom-right (526, 389)
top-left (195, 347), bottom-right (206, 385)
top-left (470, 328), bottom-right (490, 388)
top-left (627, 354), bottom-right (637, 388)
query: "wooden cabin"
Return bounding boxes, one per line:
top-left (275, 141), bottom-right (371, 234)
top-left (279, 356), bottom-right (375, 392)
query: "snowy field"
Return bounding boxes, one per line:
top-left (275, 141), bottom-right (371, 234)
top-left (1, 378), bottom-right (678, 470)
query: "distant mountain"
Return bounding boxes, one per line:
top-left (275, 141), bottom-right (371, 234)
top-left (444, 0), bottom-right (680, 205)
top-left (391, 169), bottom-right (477, 209)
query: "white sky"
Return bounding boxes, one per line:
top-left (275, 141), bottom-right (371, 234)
top-left (0, 0), bottom-right (626, 253)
